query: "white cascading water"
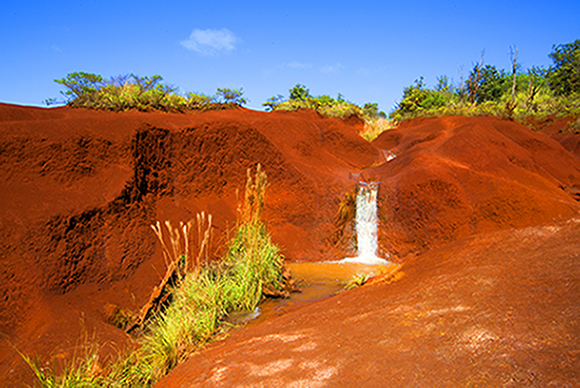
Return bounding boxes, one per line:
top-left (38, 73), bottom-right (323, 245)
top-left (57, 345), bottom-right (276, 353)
top-left (340, 181), bottom-right (388, 264)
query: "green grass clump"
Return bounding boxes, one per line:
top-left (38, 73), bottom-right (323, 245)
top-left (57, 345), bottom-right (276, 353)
top-left (344, 273), bottom-right (370, 290)
top-left (18, 342), bottom-right (103, 387)
top-left (129, 165), bottom-right (283, 384)
top-left (21, 165), bottom-right (285, 387)
top-left (135, 216), bottom-right (283, 383)
top-left (223, 222), bottom-right (283, 311)
top-left (134, 269), bottom-right (228, 383)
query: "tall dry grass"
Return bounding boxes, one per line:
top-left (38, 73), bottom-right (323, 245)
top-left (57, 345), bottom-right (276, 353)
top-left (360, 117), bottom-right (395, 141)
top-left (150, 212), bottom-right (213, 281)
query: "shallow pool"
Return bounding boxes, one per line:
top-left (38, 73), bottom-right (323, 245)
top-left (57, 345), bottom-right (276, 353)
top-left (228, 261), bottom-right (400, 326)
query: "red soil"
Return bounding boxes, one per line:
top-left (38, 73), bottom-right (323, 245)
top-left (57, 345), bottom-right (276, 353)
top-left (0, 104), bottom-right (579, 385)
top-left (526, 115), bottom-right (580, 159)
top-left (371, 115), bottom-right (580, 256)
top-left (158, 216), bottom-right (580, 387)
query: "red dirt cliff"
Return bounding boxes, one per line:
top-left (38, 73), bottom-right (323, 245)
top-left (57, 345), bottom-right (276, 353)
top-left (1, 104), bottom-right (579, 385)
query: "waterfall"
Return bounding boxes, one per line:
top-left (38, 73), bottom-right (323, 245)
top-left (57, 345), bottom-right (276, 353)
top-left (340, 181), bottom-right (388, 264)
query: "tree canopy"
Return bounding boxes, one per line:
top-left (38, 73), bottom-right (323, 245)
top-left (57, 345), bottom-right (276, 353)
top-left (548, 39), bottom-right (580, 96)
top-left (390, 39), bottom-right (580, 122)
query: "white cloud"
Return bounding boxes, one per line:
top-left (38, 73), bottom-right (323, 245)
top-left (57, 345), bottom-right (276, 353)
top-left (181, 28), bottom-right (239, 55)
top-left (287, 61), bottom-right (312, 69)
top-left (320, 63), bottom-right (344, 74)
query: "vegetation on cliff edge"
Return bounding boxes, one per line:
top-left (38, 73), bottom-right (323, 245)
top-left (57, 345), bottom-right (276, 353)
top-left (390, 40), bottom-right (580, 125)
top-left (52, 72), bottom-right (246, 112)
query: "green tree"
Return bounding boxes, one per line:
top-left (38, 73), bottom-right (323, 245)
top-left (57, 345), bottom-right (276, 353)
top-left (215, 88), bottom-right (247, 105)
top-left (363, 102), bottom-right (379, 118)
top-left (467, 64), bottom-right (508, 103)
top-left (54, 72), bottom-right (105, 101)
top-left (263, 85), bottom-right (379, 120)
top-left (289, 84), bottom-right (311, 101)
top-left (262, 94), bottom-right (285, 111)
top-left (396, 77), bottom-right (430, 113)
top-left (400, 77), bottom-right (425, 110)
top-left (391, 76), bottom-right (455, 120)
top-left (548, 39), bottom-right (580, 96)
top-left (131, 74), bottom-right (174, 93)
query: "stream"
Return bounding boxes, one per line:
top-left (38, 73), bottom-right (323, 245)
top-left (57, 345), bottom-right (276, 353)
top-left (228, 261), bottom-right (400, 327)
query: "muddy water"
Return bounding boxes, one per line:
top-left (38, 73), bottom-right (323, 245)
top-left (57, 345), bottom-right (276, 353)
top-left (228, 261), bottom-right (400, 327)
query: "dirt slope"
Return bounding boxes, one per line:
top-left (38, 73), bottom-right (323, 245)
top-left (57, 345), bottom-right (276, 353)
top-left (370, 115), bottom-right (580, 257)
top-left (1, 104), bottom-right (579, 385)
top-left (157, 216), bottom-right (580, 387)
top-left (526, 115), bottom-right (580, 159)
top-left (0, 104), bottom-right (379, 385)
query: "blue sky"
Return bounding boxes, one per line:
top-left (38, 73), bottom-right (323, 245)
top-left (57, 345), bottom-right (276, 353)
top-left (1, 1), bottom-right (579, 113)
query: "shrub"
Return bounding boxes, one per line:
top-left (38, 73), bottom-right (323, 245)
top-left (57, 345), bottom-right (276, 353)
top-left (53, 72), bottom-right (245, 112)
top-left (265, 83), bottom-right (384, 122)
top-left (263, 94), bottom-right (285, 111)
top-left (55, 72), bottom-right (105, 100)
top-left (464, 64), bottom-right (510, 104)
top-left (215, 87), bottom-right (247, 105)
top-left (289, 84), bottom-right (311, 101)
top-left (185, 92), bottom-right (213, 110)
